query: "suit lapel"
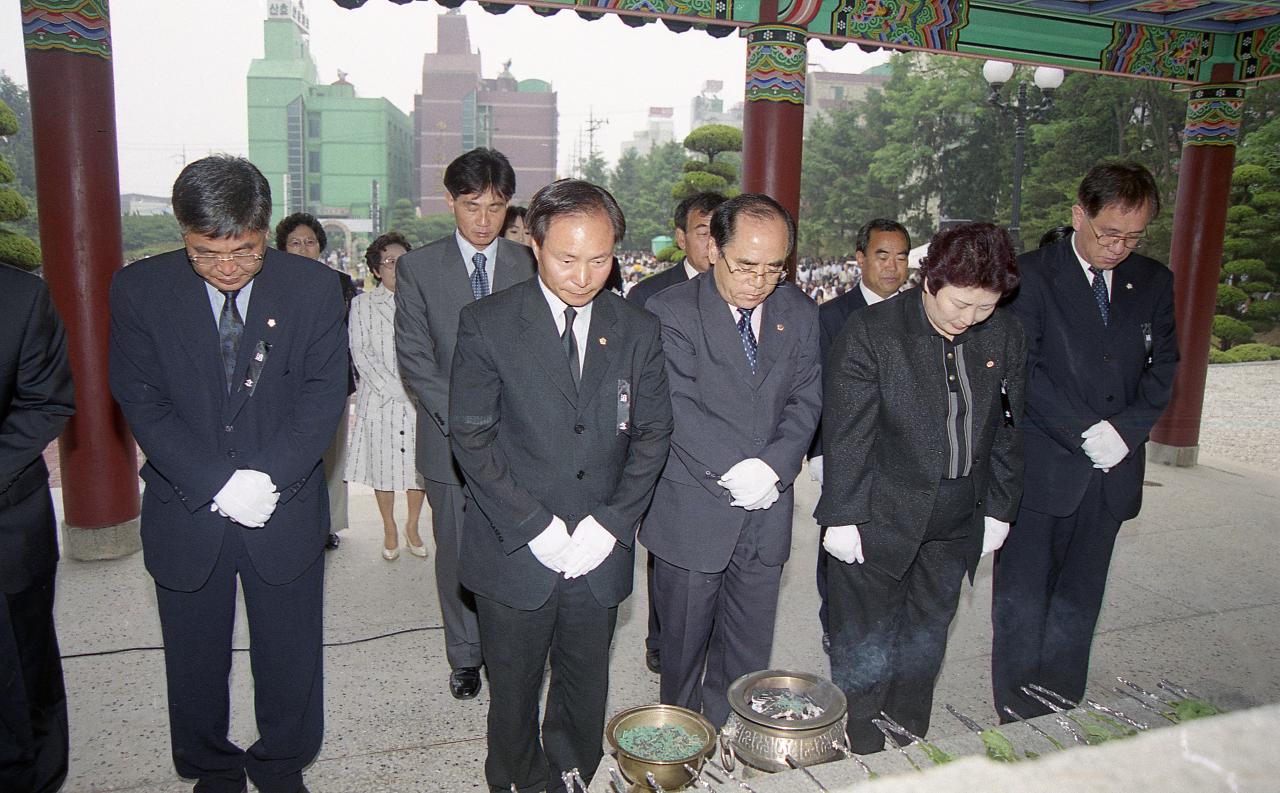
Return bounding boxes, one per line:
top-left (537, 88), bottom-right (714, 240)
top-left (1107, 255), bottom-right (1145, 331)
top-left (518, 280), bottom-right (578, 406)
top-left (1047, 240), bottom-right (1108, 341)
top-left (492, 238), bottom-right (531, 293)
top-left (753, 289), bottom-right (791, 384)
top-left (168, 263), bottom-right (225, 396)
top-left (576, 295), bottom-right (617, 413)
top-left (697, 272), bottom-right (756, 385)
top-left (441, 238), bottom-right (478, 309)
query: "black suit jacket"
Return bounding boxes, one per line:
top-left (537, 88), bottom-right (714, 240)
top-left (449, 278), bottom-right (673, 610)
top-left (810, 286), bottom-right (869, 458)
top-left (626, 263), bottom-right (688, 311)
top-left (814, 290), bottom-right (1026, 581)
top-left (1010, 237), bottom-right (1177, 520)
top-left (0, 265), bottom-right (74, 594)
top-left (109, 249), bottom-right (349, 591)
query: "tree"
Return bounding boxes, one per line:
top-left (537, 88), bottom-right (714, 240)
top-left (607, 141), bottom-right (687, 250)
top-left (120, 213), bottom-right (181, 262)
top-left (579, 152), bottom-right (608, 185)
top-left (1217, 284), bottom-right (1247, 315)
top-left (1212, 314), bottom-right (1253, 350)
top-left (675, 124), bottom-right (742, 202)
top-left (0, 90), bottom-right (39, 270)
top-left (682, 124), bottom-right (742, 164)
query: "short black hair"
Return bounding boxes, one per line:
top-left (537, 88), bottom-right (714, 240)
top-left (525, 179), bottom-right (626, 247)
top-left (710, 193), bottom-right (796, 258)
top-left (918, 222), bottom-right (1020, 296)
top-left (502, 205), bottom-right (527, 235)
top-left (444, 148), bottom-right (517, 201)
top-left (674, 192), bottom-right (727, 232)
top-left (365, 232), bottom-right (412, 278)
top-left (1038, 225), bottom-right (1074, 248)
top-left (1077, 161), bottom-right (1161, 218)
top-left (855, 218), bottom-right (911, 254)
top-left (172, 155), bottom-right (272, 238)
top-left (274, 212), bottom-right (327, 253)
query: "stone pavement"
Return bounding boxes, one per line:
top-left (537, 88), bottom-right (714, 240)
top-left (51, 445), bottom-right (1280, 792)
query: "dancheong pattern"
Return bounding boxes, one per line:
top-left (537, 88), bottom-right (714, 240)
top-left (1238, 25), bottom-right (1280, 78)
top-left (1100, 23), bottom-right (1210, 81)
top-left (1183, 84), bottom-right (1245, 146)
top-left (745, 25), bottom-right (808, 104)
top-left (21, 0), bottom-right (111, 59)
top-left (829, 0), bottom-right (968, 50)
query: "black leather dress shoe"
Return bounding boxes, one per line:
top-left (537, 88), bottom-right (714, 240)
top-left (450, 666), bottom-right (482, 699)
top-left (325, 532), bottom-right (340, 550)
top-left (645, 648), bottom-right (661, 674)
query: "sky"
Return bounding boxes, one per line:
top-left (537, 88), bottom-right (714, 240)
top-left (0, 0), bottom-right (887, 197)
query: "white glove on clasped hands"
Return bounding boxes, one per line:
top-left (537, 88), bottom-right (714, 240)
top-left (1081, 420), bottom-right (1129, 471)
top-left (981, 516), bottom-right (1011, 557)
top-left (560, 515), bottom-right (617, 579)
top-left (823, 524), bottom-right (864, 565)
top-left (528, 516), bottom-right (573, 573)
top-left (718, 458), bottom-right (780, 507)
top-left (741, 485), bottom-right (780, 512)
top-left (808, 455), bottom-right (824, 486)
top-left (211, 469), bottom-right (279, 528)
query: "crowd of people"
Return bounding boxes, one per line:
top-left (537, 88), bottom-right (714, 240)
top-left (0, 148), bottom-right (1178, 793)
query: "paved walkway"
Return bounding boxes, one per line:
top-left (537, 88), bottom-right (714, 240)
top-left (51, 364), bottom-right (1280, 791)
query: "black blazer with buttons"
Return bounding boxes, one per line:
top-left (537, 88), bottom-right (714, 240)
top-left (814, 289), bottom-right (1027, 581)
top-left (109, 248), bottom-right (349, 591)
top-left (1009, 236), bottom-right (1178, 520)
top-left (448, 278), bottom-right (673, 610)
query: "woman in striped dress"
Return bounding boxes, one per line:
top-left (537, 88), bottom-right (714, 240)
top-left (345, 233), bottom-right (427, 560)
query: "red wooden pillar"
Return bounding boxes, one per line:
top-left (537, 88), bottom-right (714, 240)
top-left (22, 0), bottom-right (140, 557)
top-left (740, 20), bottom-right (807, 272)
top-left (1150, 67), bottom-right (1245, 467)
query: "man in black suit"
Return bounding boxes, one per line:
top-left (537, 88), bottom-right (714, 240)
top-left (395, 148), bottom-right (537, 699)
top-left (641, 194), bottom-right (822, 728)
top-left (626, 191), bottom-right (726, 311)
top-left (0, 261), bottom-right (74, 793)
top-left (627, 191), bottom-right (725, 674)
top-left (809, 218), bottom-right (911, 651)
top-left (992, 162), bottom-right (1178, 720)
top-left (449, 179), bottom-right (672, 792)
top-left (110, 156), bottom-right (348, 793)
top-left (816, 223), bottom-right (1025, 753)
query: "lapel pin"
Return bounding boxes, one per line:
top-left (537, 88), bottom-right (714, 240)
top-left (598, 337), bottom-right (607, 346)
top-left (254, 351), bottom-right (265, 362)
top-left (986, 360), bottom-right (995, 368)
top-left (243, 378), bottom-right (254, 389)
top-left (1126, 283), bottom-right (1133, 290)
top-left (776, 324), bottom-right (785, 331)
top-left (267, 318), bottom-right (277, 328)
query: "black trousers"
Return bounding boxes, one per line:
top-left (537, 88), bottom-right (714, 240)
top-left (645, 552), bottom-right (660, 654)
top-left (424, 481), bottom-right (483, 670)
top-left (817, 527), bottom-right (831, 637)
top-left (653, 525), bottom-right (783, 729)
top-left (0, 570), bottom-right (68, 793)
top-left (476, 575), bottom-right (617, 793)
top-left (154, 526), bottom-right (324, 793)
top-left (992, 473), bottom-right (1123, 720)
top-left (827, 477), bottom-right (973, 754)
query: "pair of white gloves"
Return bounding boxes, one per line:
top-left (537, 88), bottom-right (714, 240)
top-left (209, 469), bottom-right (280, 527)
top-left (528, 515), bottom-right (617, 579)
top-left (1081, 419), bottom-right (1129, 471)
top-left (718, 458), bottom-right (781, 511)
top-left (822, 518), bottom-right (1012, 566)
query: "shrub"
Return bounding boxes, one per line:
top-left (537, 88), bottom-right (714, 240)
top-left (1213, 314), bottom-right (1254, 350)
top-left (1209, 348), bottom-right (1233, 364)
top-left (1217, 283), bottom-right (1248, 313)
top-left (1223, 343), bottom-right (1280, 363)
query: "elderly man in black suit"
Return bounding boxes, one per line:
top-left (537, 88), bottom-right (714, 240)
top-left (395, 148), bottom-right (537, 700)
top-left (449, 179), bottom-right (672, 793)
top-left (0, 262), bottom-right (74, 793)
top-left (816, 223), bottom-right (1026, 753)
top-left (809, 218), bottom-right (911, 652)
top-left (110, 156), bottom-right (348, 793)
top-left (627, 191), bottom-right (726, 675)
top-left (642, 194), bottom-right (822, 728)
top-left (992, 162), bottom-right (1178, 720)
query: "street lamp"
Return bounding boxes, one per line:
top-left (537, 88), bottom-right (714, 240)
top-left (983, 61), bottom-right (1065, 251)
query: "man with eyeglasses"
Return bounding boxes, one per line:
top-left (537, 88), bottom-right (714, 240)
top-left (991, 161), bottom-right (1178, 722)
top-left (641, 194), bottom-right (822, 727)
top-left (109, 155), bottom-right (348, 793)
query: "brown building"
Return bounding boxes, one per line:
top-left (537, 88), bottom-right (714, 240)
top-left (414, 11), bottom-right (558, 215)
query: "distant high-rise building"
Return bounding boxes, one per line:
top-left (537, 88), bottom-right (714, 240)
top-left (247, 0), bottom-right (413, 230)
top-left (691, 80), bottom-right (743, 130)
top-left (804, 66), bottom-right (891, 129)
top-left (620, 107), bottom-right (676, 159)
top-left (415, 11), bottom-right (557, 215)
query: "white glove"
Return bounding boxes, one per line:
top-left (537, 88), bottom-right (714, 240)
top-left (823, 524), bottom-right (864, 565)
top-left (718, 458), bottom-right (779, 505)
top-left (739, 485), bottom-right (780, 511)
top-left (808, 455), bottom-right (824, 486)
top-left (560, 515), bottom-right (617, 579)
top-left (981, 516), bottom-right (1011, 557)
top-left (1081, 420), bottom-right (1128, 471)
top-left (212, 469), bottom-right (279, 528)
top-left (528, 516), bottom-right (573, 573)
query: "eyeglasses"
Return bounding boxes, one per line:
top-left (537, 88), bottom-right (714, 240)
top-left (379, 257), bottom-right (401, 266)
top-left (1083, 216), bottom-right (1146, 250)
top-left (721, 254), bottom-right (787, 284)
top-left (187, 252), bottom-right (264, 268)
top-left (286, 238), bottom-right (319, 248)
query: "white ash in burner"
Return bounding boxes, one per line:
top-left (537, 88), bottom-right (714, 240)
top-left (748, 687), bottom-right (824, 721)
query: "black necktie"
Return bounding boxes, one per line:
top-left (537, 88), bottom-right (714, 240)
top-left (737, 307), bottom-right (758, 373)
top-left (1090, 267), bottom-right (1111, 326)
top-left (219, 289), bottom-right (244, 390)
top-left (562, 306), bottom-right (580, 388)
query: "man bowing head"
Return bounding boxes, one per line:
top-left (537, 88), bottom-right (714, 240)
top-left (449, 179), bottom-right (673, 793)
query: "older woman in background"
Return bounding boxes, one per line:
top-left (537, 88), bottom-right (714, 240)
top-left (345, 232), bottom-right (426, 560)
top-left (815, 222), bottom-right (1026, 753)
top-left (275, 212), bottom-right (357, 551)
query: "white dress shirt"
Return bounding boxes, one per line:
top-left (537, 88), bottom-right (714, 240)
top-left (1071, 232), bottom-right (1113, 298)
top-left (859, 280), bottom-right (890, 306)
top-left (683, 261), bottom-right (699, 281)
top-left (455, 231), bottom-right (500, 279)
top-left (538, 276), bottom-right (592, 374)
top-left (726, 298), bottom-right (764, 339)
top-left (205, 279), bottom-right (254, 328)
